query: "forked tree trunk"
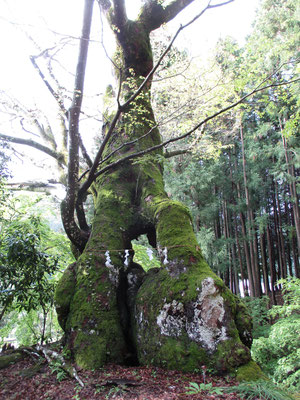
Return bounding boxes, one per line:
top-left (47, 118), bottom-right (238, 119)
top-left (55, 0), bottom-right (255, 375)
top-left (56, 151), bottom-right (253, 371)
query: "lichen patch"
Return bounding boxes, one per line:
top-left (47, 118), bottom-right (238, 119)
top-left (156, 300), bottom-right (185, 337)
top-left (155, 277), bottom-right (228, 352)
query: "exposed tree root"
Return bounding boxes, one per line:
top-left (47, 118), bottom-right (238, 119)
top-left (0, 344), bottom-right (84, 387)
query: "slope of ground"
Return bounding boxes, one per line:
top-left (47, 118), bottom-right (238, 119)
top-left (0, 356), bottom-right (243, 400)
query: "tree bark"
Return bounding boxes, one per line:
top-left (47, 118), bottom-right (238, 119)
top-left (274, 180), bottom-right (287, 279)
top-left (240, 122), bottom-right (261, 297)
top-left (234, 216), bottom-right (247, 296)
top-left (234, 142), bottom-right (254, 297)
top-left (266, 223), bottom-right (276, 305)
top-left (55, 0), bottom-right (254, 374)
top-left (280, 120), bottom-right (300, 253)
top-left (259, 229), bottom-right (270, 296)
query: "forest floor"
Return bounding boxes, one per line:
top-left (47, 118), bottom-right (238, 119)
top-left (0, 356), bottom-right (245, 400)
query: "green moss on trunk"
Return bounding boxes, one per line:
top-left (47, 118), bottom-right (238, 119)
top-left (54, 263), bottom-right (77, 331)
top-left (134, 184), bottom-right (252, 373)
top-left (55, 27), bottom-right (255, 371)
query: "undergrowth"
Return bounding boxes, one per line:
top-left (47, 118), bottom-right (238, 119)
top-left (224, 380), bottom-right (296, 400)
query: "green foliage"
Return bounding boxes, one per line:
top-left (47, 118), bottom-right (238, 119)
top-left (185, 382), bottom-right (224, 395)
top-left (270, 277), bottom-right (300, 318)
top-left (161, 0), bottom-right (299, 297)
top-left (49, 359), bottom-right (67, 382)
top-left (0, 148), bottom-right (11, 221)
top-left (132, 242), bottom-right (160, 272)
top-left (0, 215), bottom-right (59, 314)
top-left (0, 193), bottom-right (74, 345)
top-left (225, 380), bottom-right (295, 400)
top-left (0, 142), bottom-right (10, 180)
top-left (251, 278), bottom-right (300, 391)
top-left (242, 296), bottom-right (271, 338)
top-left (13, 308), bottom-right (62, 346)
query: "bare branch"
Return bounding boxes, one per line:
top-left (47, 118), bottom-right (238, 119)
top-left (5, 181), bottom-right (59, 193)
top-left (79, 135), bottom-right (93, 167)
top-left (77, 108), bottom-right (122, 197)
top-left (92, 77), bottom-right (300, 180)
top-left (139, 0), bottom-right (234, 32)
top-left (19, 119), bottom-right (40, 138)
top-left (164, 148), bottom-right (191, 158)
top-left (62, 0), bottom-right (94, 249)
top-left (0, 133), bottom-right (66, 164)
top-left (80, 0), bottom-right (231, 188)
top-left (121, 0), bottom-right (234, 114)
top-left (32, 118), bottom-right (57, 150)
top-left (29, 55), bottom-right (67, 116)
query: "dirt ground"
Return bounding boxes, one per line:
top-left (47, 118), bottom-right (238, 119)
top-left (0, 356), bottom-right (245, 400)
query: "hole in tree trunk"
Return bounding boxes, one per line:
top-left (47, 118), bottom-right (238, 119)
top-left (116, 234), bottom-right (160, 366)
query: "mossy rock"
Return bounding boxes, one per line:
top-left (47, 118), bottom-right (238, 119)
top-left (236, 360), bottom-right (267, 382)
top-left (0, 352), bottom-right (24, 369)
top-left (18, 360), bottom-right (46, 378)
top-left (134, 265), bottom-right (251, 373)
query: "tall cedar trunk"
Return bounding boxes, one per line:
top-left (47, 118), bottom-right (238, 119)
top-left (290, 207), bottom-right (300, 278)
top-left (55, 3), bottom-right (255, 374)
top-left (266, 223), bottom-right (276, 305)
top-left (284, 201), bottom-right (293, 276)
top-left (229, 150), bottom-right (245, 296)
top-left (227, 151), bottom-right (237, 294)
top-left (223, 200), bottom-right (230, 287)
top-left (274, 180), bottom-right (287, 279)
top-left (235, 216), bottom-right (247, 295)
top-left (271, 183), bottom-right (283, 281)
top-left (286, 181), bottom-right (300, 277)
top-left (234, 149), bottom-right (254, 296)
top-left (281, 121), bottom-right (300, 253)
top-left (251, 211), bottom-right (262, 296)
top-left (229, 218), bottom-right (239, 295)
top-left (240, 123), bottom-right (261, 297)
top-left (260, 229), bottom-right (270, 296)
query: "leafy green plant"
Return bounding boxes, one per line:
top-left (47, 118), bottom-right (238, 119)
top-left (251, 278), bottom-right (300, 391)
top-left (132, 241), bottom-right (160, 271)
top-left (270, 278), bottom-right (300, 319)
top-left (185, 382), bottom-right (223, 395)
top-left (151, 370), bottom-right (157, 378)
top-left (72, 383), bottom-right (82, 400)
top-left (0, 193), bottom-right (74, 345)
top-left (242, 295), bottom-right (271, 338)
top-left (14, 308), bottom-right (62, 347)
top-left (94, 384), bottom-right (105, 394)
top-left (49, 359), bottom-right (67, 382)
top-left (0, 216), bottom-right (59, 330)
top-left (224, 380), bottom-right (295, 400)
top-left (105, 386), bottom-right (125, 399)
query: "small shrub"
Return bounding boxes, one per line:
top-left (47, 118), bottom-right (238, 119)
top-left (49, 360), bottom-right (67, 382)
top-left (185, 382), bottom-right (223, 395)
top-left (243, 295), bottom-right (271, 338)
top-left (251, 278), bottom-right (300, 391)
top-left (225, 380), bottom-right (295, 400)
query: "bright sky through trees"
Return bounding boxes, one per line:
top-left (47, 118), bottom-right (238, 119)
top-left (0, 0), bottom-right (260, 182)
top-left (0, 0), bottom-right (260, 96)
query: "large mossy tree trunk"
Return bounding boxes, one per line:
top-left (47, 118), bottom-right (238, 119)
top-left (55, 0), bottom-right (254, 374)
